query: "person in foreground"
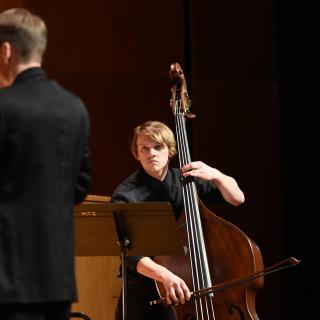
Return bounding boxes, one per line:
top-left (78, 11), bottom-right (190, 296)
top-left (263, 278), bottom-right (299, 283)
top-left (0, 8), bottom-right (91, 320)
top-left (111, 120), bottom-right (245, 320)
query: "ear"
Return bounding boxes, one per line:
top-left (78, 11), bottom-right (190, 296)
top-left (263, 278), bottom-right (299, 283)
top-left (0, 42), bottom-right (12, 64)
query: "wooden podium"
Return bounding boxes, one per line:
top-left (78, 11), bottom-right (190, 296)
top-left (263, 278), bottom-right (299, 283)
top-left (72, 195), bottom-right (184, 320)
top-left (72, 195), bottom-right (121, 320)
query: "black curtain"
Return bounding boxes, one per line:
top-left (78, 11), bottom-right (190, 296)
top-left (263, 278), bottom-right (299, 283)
top-left (279, 0), bottom-right (320, 318)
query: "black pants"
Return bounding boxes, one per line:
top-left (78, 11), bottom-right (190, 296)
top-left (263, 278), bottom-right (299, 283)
top-left (0, 302), bottom-right (71, 320)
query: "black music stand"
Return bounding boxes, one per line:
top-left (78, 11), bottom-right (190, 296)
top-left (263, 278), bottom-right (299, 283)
top-left (74, 202), bottom-right (184, 320)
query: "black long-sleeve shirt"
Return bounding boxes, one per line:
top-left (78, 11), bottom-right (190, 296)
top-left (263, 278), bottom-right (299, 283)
top-left (111, 167), bottom-right (224, 319)
top-left (111, 167), bottom-right (224, 273)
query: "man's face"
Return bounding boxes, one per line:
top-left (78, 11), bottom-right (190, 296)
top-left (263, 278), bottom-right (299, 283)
top-left (136, 134), bottom-right (170, 180)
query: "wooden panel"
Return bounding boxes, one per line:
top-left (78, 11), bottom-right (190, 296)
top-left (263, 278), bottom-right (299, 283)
top-left (0, 0), bottom-right (24, 11)
top-left (72, 256), bottom-right (121, 320)
top-left (23, 0), bottom-right (185, 196)
top-left (72, 195), bottom-right (121, 320)
top-left (83, 194), bottom-right (111, 203)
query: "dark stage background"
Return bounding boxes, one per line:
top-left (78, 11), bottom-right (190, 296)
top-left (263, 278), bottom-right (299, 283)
top-left (1, 0), bottom-right (318, 319)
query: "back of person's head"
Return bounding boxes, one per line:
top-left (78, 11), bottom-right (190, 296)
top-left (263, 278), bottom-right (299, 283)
top-left (131, 120), bottom-right (177, 159)
top-left (0, 8), bottom-right (47, 63)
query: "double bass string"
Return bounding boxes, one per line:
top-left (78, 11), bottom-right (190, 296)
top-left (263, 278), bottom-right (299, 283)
top-left (175, 102), bottom-right (215, 320)
top-left (174, 83), bottom-right (216, 319)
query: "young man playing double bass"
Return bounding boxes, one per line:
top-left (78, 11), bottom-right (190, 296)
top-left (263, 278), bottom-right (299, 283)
top-left (111, 120), bottom-right (244, 320)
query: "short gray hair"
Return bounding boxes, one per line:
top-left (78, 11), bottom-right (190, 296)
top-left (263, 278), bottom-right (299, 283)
top-left (0, 8), bottom-right (47, 63)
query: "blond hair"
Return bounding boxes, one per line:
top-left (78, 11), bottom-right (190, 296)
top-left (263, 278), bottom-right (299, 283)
top-left (131, 121), bottom-right (177, 159)
top-left (0, 8), bottom-right (47, 63)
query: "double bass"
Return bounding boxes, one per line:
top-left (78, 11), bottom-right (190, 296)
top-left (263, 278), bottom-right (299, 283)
top-left (152, 63), bottom-right (299, 320)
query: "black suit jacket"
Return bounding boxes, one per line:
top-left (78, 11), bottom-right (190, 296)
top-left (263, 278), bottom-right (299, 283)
top-left (0, 67), bottom-right (91, 303)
